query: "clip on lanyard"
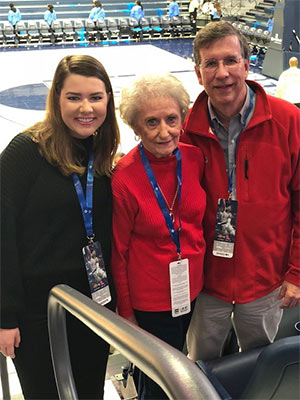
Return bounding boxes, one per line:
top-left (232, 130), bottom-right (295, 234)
top-left (209, 89), bottom-right (254, 197)
top-left (72, 149), bottom-right (95, 242)
top-left (139, 143), bottom-right (182, 259)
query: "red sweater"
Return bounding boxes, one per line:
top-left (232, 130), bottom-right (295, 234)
top-left (181, 80), bottom-right (300, 303)
top-left (111, 143), bottom-right (206, 317)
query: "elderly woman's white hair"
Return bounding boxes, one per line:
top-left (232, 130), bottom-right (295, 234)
top-left (119, 73), bottom-right (190, 129)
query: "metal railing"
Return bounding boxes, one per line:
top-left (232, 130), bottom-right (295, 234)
top-left (48, 284), bottom-right (221, 400)
top-left (0, 353), bottom-right (11, 400)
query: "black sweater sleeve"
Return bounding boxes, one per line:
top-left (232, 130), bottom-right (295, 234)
top-left (1, 133), bottom-right (42, 328)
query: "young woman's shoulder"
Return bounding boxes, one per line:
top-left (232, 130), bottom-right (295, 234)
top-left (1, 133), bottom-right (42, 174)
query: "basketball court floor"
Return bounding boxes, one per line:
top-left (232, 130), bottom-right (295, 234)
top-left (0, 39), bottom-right (278, 153)
top-left (0, 39), bottom-right (278, 399)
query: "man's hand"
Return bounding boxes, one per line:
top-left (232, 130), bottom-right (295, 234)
top-left (0, 328), bottom-right (21, 358)
top-left (278, 281), bottom-right (300, 308)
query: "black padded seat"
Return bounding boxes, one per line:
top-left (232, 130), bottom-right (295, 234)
top-left (198, 336), bottom-right (300, 400)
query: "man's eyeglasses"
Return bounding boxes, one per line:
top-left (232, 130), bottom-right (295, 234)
top-left (199, 56), bottom-right (242, 73)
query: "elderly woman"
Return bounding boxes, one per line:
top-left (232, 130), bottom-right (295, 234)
top-left (111, 73), bottom-right (206, 399)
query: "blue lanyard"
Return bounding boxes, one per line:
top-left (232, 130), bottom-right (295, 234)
top-left (72, 150), bottom-right (95, 241)
top-left (139, 143), bottom-right (182, 258)
top-left (209, 89), bottom-right (254, 195)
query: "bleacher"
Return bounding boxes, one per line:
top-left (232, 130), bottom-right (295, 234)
top-left (0, 0), bottom-right (277, 49)
top-left (0, 0), bottom-right (170, 21)
top-left (0, 15), bottom-right (197, 47)
top-left (0, 0), bottom-right (199, 47)
top-left (238, 0), bottom-right (276, 29)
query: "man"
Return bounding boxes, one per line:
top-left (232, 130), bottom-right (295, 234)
top-left (181, 21), bottom-right (300, 362)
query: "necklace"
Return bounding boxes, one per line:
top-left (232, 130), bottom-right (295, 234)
top-left (157, 183), bottom-right (179, 223)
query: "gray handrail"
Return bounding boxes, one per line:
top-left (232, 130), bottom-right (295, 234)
top-left (48, 284), bottom-right (221, 400)
top-left (0, 353), bottom-right (11, 400)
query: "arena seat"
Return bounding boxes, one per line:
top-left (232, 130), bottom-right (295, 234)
top-left (96, 19), bottom-right (109, 40)
top-left (236, 23), bottom-right (244, 32)
top-left (106, 17), bottom-right (120, 40)
top-left (248, 26), bottom-right (257, 42)
top-left (160, 16), bottom-right (172, 38)
top-left (62, 20), bottom-right (76, 42)
top-left (254, 28), bottom-right (264, 44)
top-left (181, 15), bottom-right (193, 37)
top-left (119, 17), bottom-right (130, 39)
top-left (150, 16), bottom-right (162, 39)
top-left (39, 21), bottom-right (54, 44)
top-left (15, 21), bottom-right (29, 44)
top-left (27, 21), bottom-right (41, 44)
top-left (261, 29), bottom-right (271, 44)
top-left (128, 17), bottom-right (141, 39)
top-left (73, 19), bottom-right (86, 42)
top-left (241, 24), bottom-right (250, 38)
top-left (85, 19), bottom-right (99, 41)
top-left (170, 16), bottom-right (182, 37)
top-left (139, 17), bottom-right (152, 39)
top-left (0, 22), bottom-right (4, 45)
top-left (198, 336), bottom-right (300, 400)
top-left (51, 20), bottom-right (65, 43)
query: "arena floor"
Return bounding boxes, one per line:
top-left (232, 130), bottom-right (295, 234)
top-left (0, 39), bottom-right (278, 154)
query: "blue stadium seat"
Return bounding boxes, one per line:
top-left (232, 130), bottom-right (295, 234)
top-left (139, 17), bottom-right (152, 40)
top-left (150, 16), bottom-right (162, 39)
top-left (128, 17), bottom-right (141, 39)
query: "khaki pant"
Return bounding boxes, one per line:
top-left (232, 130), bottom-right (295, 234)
top-left (187, 287), bottom-right (283, 362)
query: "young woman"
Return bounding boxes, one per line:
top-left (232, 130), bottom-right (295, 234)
top-left (0, 55), bottom-right (120, 399)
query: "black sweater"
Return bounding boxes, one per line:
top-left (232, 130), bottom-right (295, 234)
top-left (1, 133), bottom-right (116, 328)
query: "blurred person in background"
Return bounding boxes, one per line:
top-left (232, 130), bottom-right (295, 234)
top-left (266, 15), bottom-right (274, 33)
top-left (44, 4), bottom-right (56, 27)
top-left (189, 0), bottom-right (199, 22)
top-left (276, 56), bottom-right (300, 108)
top-left (89, 0), bottom-right (105, 21)
top-left (210, 1), bottom-right (222, 21)
top-left (8, 3), bottom-right (21, 28)
top-left (130, 0), bottom-right (144, 22)
top-left (168, 0), bottom-right (180, 18)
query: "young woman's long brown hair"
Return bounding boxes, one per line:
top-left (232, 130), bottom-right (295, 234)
top-left (23, 55), bottom-right (120, 176)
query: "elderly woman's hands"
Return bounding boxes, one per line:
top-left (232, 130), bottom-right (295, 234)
top-left (125, 314), bottom-right (138, 326)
